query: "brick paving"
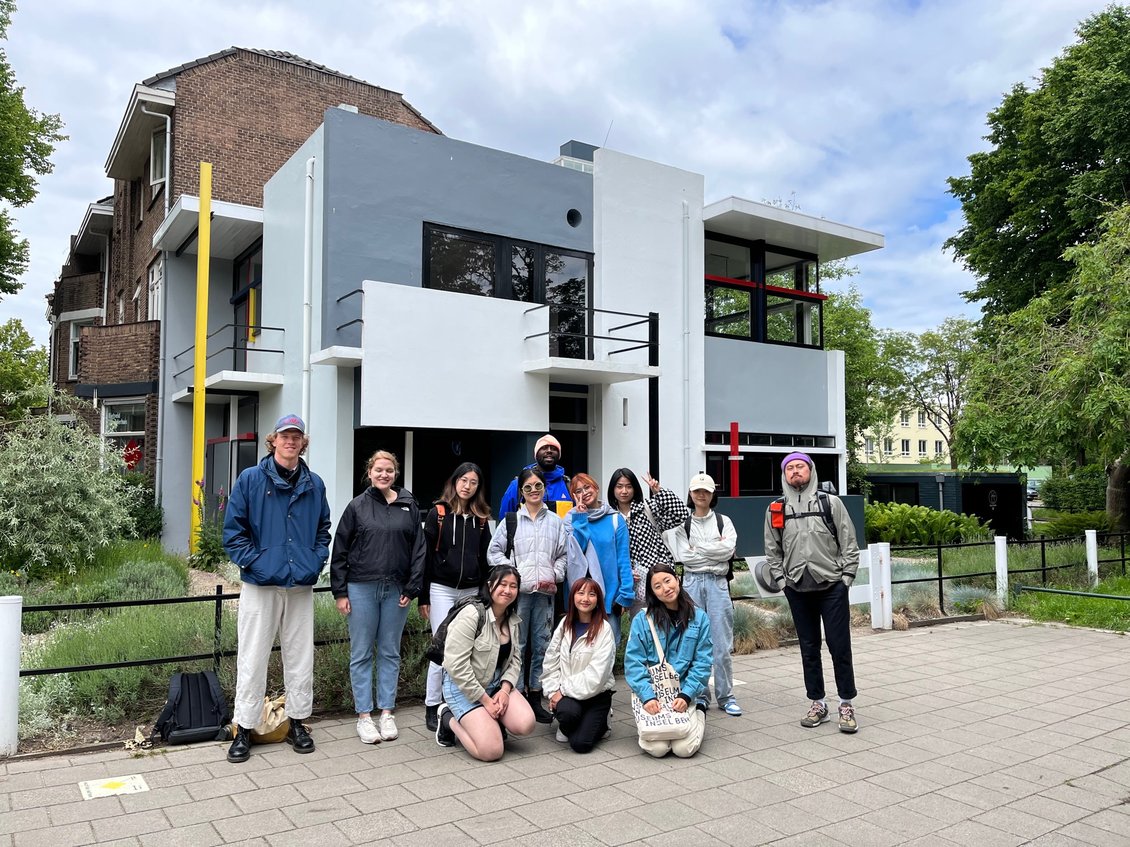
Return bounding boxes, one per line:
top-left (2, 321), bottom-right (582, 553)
top-left (2, 619), bottom-right (1128, 846)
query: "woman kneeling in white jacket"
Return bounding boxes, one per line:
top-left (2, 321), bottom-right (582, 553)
top-left (541, 577), bottom-right (616, 753)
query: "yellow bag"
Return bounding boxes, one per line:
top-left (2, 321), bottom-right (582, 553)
top-left (249, 694), bottom-right (290, 744)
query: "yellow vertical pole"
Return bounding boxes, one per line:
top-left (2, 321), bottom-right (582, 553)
top-left (189, 162), bottom-right (213, 553)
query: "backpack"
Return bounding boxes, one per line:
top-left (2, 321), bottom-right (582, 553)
top-left (769, 491), bottom-right (841, 552)
top-left (425, 597), bottom-right (488, 666)
top-left (154, 671), bottom-right (231, 745)
top-left (433, 503), bottom-right (491, 554)
top-left (502, 511), bottom-right (518, 560)
top-left (682, 512), bottom-right (741, 582)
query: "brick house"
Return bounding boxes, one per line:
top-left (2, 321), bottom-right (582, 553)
top-left (47, 47), bottom-right (439, 486)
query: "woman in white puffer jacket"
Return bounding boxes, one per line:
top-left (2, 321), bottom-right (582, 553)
top-left (541, 577), bottom-right (616, 753)
top-left (487, 466), bottom-right (568, 720)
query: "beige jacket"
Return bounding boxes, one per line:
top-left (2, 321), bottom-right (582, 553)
top-left (441, 602), bottom-right (523, 703)
top-left (540, 617), bottom-right (616, 701)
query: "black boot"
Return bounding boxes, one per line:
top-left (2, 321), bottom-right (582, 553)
top-left (425, 704), bottom-right (439, 732)
top-left (286, 719), bottom-right (315, 754)
top-left (226, 725), bottom-right (251, 763)
top-left (529, 690), bottom-right (553, 724)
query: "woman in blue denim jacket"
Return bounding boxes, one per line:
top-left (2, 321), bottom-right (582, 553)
top-left (624, 563), bottom-right (713, 758)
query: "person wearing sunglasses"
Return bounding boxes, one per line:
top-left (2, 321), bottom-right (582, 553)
top-left (497, 434), bottom-right (574, 520)
top-left (487, 466), bottom-right (568, 723)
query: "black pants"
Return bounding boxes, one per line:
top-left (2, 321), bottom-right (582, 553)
top-left (784, 581), bottom-right (857, 701)
top-left (554, 690), bottom-right (613, 754)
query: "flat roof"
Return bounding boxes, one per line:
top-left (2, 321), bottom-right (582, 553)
top-left (704, 197), bottom-right (884, 261)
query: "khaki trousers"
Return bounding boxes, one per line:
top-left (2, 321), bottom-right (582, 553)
top-left (638, 708), bottom-right (706, 758)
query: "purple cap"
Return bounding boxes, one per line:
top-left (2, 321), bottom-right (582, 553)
top-left (781, 452), bottom-right (812, 470)
top-left (273, 414), bottom-right (306, 434)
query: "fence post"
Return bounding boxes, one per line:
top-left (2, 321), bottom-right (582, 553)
top-left (1085, 530), bottom-right (1099, 587)
top-left (869, 543), bottom-right (892, 630)
top-left (213, 584), bottom-right (224, 674)
top-left (0, 595), bottom-right (21, 756)
top-left (994, 536), bottom-right (1008, 610)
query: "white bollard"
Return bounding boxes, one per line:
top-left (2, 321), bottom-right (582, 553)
top-left (869, 543), bottom-right (893, 630)
top-left (0, 595), bottom-right (22, 757)
top-left (995, 536), bottom-right (1009, 610)
top-left (1085, 529), bottom-right (1099, 587)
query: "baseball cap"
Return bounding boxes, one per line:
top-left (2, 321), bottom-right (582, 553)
top-left (688, 472), bottom-right (716, 493)
top-left (273, 414), bottom-right (306, 434)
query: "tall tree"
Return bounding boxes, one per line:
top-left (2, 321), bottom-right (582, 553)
top-left (946, 6), bottom-right (1130, 316)
top-left (0, 317), bottom-right (46, 420)
top-left (892, 318), bottom-right (978, 470)
top-left (957, 202), bottom-right (1130, 526)
top-left (0, 0), bottom-right (65, 298)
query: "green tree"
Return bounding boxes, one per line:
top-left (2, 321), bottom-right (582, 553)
top-left (891, 318), bottom-right (978, 470)
top-left (946, 6), bottom-right (1130, 316)
top-left (0, 0), bottom-right (65, 298)
top-left (956, 203), bottom-right (1130, 527)
top-left (0, 395), bottom-right (138, 572)
top-left (0, 317), bottom-right (46, 419)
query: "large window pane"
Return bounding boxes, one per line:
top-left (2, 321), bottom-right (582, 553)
top-left (106, 402), bottom-right (146, 434)
top-left (427, 231), bottom-right (496, 296)
top-left (766, 295), bottom-right (800, 343)
top-left (705, 284), bottom-right (751, 338)
top-left (545, 252), bottom-right (588, 358)
top-left (511, 245), bottom-right (534, 302)
top-left (705, 238), bottom-right (751, 280)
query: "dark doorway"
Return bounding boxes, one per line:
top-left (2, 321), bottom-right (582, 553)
top-left (961, 482), bottom-right (1025, 539)
top-left (410, 429), bottom-right (494, 509)
top-left (352, 427), bottom-right (406, 498)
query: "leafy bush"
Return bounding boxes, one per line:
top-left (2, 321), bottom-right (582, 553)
top-left (188, 484), bottom-right (228, 571)
top-left (865, 502), bottom-right (990, 545)
top-left (124, 473), bottom-right (163, 540)
top-left (1039, 511), bottom-right (1110, 537)
top-left (0, 413), bottom-right (137, 573)
top-left (948, 585), bottom-right (1002, 618)
top-left (1041, 466), bottom-right (1106, 512)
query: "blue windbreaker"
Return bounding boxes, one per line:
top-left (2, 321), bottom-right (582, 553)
top-left (497, 463), bottom-right (572, 518)
top-left (625, 608), bottom-right (713, 704)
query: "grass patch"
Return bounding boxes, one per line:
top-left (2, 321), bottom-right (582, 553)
top-left (1012, 575), bottom-right (1130, 631)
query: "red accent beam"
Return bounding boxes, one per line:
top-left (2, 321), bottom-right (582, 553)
top-left (729, 421), bottom-right (740, 496)
top-left (704, 273), bottom-right (828, 302)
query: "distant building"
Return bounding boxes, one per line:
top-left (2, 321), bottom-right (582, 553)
top-left (861, 407), bottom-right (950, 466)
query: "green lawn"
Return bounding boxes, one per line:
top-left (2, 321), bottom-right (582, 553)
top-left (1012, 575), bottom-right (1130, 632)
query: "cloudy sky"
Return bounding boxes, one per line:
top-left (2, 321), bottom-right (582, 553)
top-left (1, 0), bottom-right (1110, 344)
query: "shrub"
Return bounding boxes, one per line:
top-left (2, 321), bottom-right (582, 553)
top-left (865, 502), bottom-right (990, 545)
top-left (0, 412), bottom-right (137, 573)
top-left (124, 473), bottom-right (163, 540)
top-left (188, 484), bottom-right (228, 572)
top-left (1040, 511), bottom-right (1110, 537)
top-left (1041, 466), bottom-right (1106, 512)
top-left (948, 585), bottom-right (1002, 619)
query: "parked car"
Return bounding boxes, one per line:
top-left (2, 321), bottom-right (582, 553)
top-left (1026, 480), bottom-right (1041, 501)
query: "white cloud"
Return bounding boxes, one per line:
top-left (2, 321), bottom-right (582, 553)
top-left (1, 0), bottom-right (1110, 343)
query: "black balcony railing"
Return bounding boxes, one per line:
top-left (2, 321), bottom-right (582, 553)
top-left (523, 304), bottom-right (658, 363)
top-left (172, 323), bottom-right (285, 382)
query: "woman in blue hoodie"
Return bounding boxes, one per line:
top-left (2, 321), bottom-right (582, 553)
top-left (564, 472), bottom-right (634, 646)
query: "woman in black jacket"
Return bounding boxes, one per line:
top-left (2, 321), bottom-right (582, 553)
top-left (331, 450), bottom-right (426, 746)
top-left (420, 461), bottom-right (493, 731)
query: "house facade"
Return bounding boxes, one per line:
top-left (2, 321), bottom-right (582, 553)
top-left (862, 407), bottom-right (951, 466)
top-left (47, 48), bottom-right (438, 482)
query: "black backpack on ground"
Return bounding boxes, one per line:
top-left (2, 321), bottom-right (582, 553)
top-left (154, 671), bottom-right (231, 744)
top-left (425, 597), bottom-right (487, 666)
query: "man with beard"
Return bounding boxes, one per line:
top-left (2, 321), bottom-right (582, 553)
top-left (498, 434), bottom-right (572, 518)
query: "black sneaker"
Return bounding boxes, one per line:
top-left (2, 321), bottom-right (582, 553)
top-left (226, 725), bottom-right (251, 763)
top-left (528, 690), bottom-right (553, 724)
top-left (425, 704), bottom-right (439, 732)
top-left (435, 704), bottom-right (456, 748)
top-left (286, 720), bottom-right (315, 753)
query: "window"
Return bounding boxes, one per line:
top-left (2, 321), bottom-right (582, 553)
top-left (899, 410), bottom-right (910, 427)
top-left (900, 439), bottom-right (910, 457)
top-left (865, 437), bottom-right (875, 456)
top-left (117, 291), bottom-right (125, 324)
top-left (884, 437), bottom-right (893, 455)
top-left (918, 410), bottom-right (927, 427)
top-left (150, 129), bottom-right (167, 187)
top-left (426, 229), bottom-right (496, 296)
top-left (68, 321), bottom-right (93, 379)
top-left (935, 440), bottom-right (944, 456)
top-left (104, 400), bottom-right (146, 472)
top-left (148, 260), bottom-right (163, 321)
top-left (918, 439), bottom-right (927, 457)
top-left (133, 283), bottom-right (143, 322)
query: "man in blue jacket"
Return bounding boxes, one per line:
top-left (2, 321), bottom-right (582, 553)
top-left (497, 434), bottom-right (572, 519)
top-left (222, 414), bottom-right (332, 763)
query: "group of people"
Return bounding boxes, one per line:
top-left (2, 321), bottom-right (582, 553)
top-left (221, 416), bottom-right (860, 766)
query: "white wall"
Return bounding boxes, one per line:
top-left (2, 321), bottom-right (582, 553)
top-left (593, 148), bottom-right (705, 491)
top-left (360, 282), bottom-right (549, 432)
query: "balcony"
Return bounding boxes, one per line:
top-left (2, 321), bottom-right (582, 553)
top-left (169, 323), bottom-right (285, 403)
top-left (521, 303), bottom-right (660, 384)
top-left (705, 274), bottom-right (824, 349)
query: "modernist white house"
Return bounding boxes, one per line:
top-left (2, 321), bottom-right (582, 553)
top-left (153, 108), bottom-right (883, 552)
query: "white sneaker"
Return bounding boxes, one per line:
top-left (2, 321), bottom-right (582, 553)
top-left (378, 712), bottom-right (398, 741)
top-left (356, 716), bottom-right (380, 744)
top-left (555, 727), bottom-right (568, 743)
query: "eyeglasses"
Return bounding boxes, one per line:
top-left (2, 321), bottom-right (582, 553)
top-left (521, 482), bottom-right (545, 493)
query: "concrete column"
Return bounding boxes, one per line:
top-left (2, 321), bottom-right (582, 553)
top-left (1085, 529), bottom-right (1099, 587)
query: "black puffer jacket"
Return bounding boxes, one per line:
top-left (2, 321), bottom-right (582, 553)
top-left (420, 505), bottom-right (492, 606)
top-left (330, 486), bottom-right (426, 599)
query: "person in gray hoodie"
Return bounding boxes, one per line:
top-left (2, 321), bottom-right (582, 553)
top-left (763, 452), bottom-right (860, 733)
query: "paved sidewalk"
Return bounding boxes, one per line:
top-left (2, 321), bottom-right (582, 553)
top-left (2, 619), bottom-right (1129, 846)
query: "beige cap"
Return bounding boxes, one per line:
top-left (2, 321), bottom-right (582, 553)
top-left (688, 472), bottom-right (716, 493)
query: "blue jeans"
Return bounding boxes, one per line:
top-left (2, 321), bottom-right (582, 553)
top-left (517, 592), bottom-right (553, 691)
top-left (682, 572), bottom-right (734, 705)
top-left (442, 669), bottom-right (503, 720)
top-left (346, 581), bottom-right (410, 713)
